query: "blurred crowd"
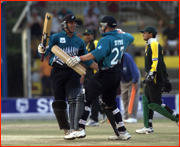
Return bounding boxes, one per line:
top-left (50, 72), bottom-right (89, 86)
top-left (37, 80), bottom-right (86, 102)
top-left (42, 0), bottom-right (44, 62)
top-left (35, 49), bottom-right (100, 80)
top-left (27, 1), bottom-right (179, 97)
top-left (28, 1), bottom-right (179, 59)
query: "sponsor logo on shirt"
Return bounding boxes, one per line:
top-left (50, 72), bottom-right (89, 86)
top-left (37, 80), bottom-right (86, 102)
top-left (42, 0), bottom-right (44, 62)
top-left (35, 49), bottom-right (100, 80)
top-left (97, 45), bottom-right (102, 49)
top-left (60, 37), bottom-right (66, 43)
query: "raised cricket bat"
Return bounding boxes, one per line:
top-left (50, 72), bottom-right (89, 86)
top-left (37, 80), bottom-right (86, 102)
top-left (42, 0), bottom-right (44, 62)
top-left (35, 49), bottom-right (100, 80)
top-left (52, 45), bottom-right (102, 87)
top-left (41, 13), bottom-right (53, 62)
top-left (128, 86), bottom-right (136, 115)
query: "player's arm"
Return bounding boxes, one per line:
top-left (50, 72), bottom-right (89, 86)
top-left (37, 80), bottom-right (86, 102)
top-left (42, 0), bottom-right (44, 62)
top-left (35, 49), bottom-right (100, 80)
top-left (66, 40), bottom-right (108, 68)
top-left (69, 40), bottom-right (98, 70)
top-left (117, 29), bottom-right (134, 46)
top-left (89, 62), bottom-right (98, 71)
top-left (150, 41), bottom-right (159, 73)
top-left (144, 41), bottom-right (159, 86)
top-left (65, 53), bottom-right (98, 71)
top-left (38, 35), bottom-right (53, 57)
top-left (125, 33), bottom-right (134, 45)
top-left (83, 53), bottom-right (98, 71)
top-left (80, 53), bottom-right (95, 61)
top-left (82, 40), bottom-right (99, 70)
top-left (127, 55), bottom-right (139, 90)
top-left (78, 40), bottom-right (96, 63)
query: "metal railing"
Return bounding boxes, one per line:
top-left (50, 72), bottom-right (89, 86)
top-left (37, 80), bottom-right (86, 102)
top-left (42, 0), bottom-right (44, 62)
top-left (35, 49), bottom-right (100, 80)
top-left (48, 1), bottom-right (89, 14)
top-left (47, 1), bottom-right (177, 21)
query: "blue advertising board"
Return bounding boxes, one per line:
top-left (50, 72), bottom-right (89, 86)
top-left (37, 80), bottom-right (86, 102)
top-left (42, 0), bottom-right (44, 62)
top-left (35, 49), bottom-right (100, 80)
top-left (2, 98), bottom-right (54, 113)
top-left (1, 95), bottom-right (179, 120)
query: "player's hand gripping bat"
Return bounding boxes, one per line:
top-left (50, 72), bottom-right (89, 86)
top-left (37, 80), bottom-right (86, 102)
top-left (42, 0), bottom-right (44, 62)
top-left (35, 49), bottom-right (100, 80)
top-left (41, 13), bottom-right (53, 62)
top-left (51, 45), bottom-right (102, 87)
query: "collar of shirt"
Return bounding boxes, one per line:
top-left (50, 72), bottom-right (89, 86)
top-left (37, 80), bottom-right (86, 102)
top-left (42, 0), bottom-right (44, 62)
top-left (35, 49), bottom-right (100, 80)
top-left (86, 39), bottom-right (95, 43)
top-left (86, 39), bottom-right (94, 46)
top-left (101, 30), bottom-right (118, 37)
top-left (146, 38), bottom-right (157, 45)
top-left (62, 30), bottom-right (78, 36)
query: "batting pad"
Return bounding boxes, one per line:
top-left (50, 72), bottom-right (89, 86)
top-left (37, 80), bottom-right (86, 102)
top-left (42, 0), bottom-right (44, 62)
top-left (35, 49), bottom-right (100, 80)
top-left (52, 101), bottom-right (70, 130)
top-left (142, 95), bottom-right (149, 128)
top-left (148, 103), bottom-right (179, 122)
top-left (74, 92), bottom-right (85, 130)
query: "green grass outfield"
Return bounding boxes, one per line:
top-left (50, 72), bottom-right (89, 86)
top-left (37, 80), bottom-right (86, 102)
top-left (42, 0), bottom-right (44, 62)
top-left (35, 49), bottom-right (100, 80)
top-left (1, 118), bottom-right (179, 146)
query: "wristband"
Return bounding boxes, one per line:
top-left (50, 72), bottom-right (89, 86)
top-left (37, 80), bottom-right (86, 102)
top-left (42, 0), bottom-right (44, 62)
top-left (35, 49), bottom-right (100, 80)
top-left (80, 56), bottom-right (83, 61)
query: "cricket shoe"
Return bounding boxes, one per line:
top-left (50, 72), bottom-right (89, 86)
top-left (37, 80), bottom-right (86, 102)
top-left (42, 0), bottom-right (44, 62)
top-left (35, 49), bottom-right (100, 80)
top-left (108, 131), bottom-right (131, 140)
top-left (136, 127), bottom-right (154, 134)
top-left (124, 118), bottom-right (137, 123)
top-left (63, 130), bottom-right (76, 140)
top-left (85, 119), bottom-right (99, 126)
top-left (74, 128), bottom-right (86, 138)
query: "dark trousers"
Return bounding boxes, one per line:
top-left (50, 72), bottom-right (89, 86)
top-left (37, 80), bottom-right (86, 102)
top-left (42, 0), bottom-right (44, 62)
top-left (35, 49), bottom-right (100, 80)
top-left (84, 69), bottom-right (100, 122)
top-left (144, 74), bottom-right (164, 105)
top-left (79, 69), bottom-right (122, 129)
top-left (144, 73), bottom-right (164, 122)
top-left (89, 97), bottom-right (99, 122)
top-left (86, 70), bottom-right (120, 108)
top-left (51, 67), bottom-right (81, 101)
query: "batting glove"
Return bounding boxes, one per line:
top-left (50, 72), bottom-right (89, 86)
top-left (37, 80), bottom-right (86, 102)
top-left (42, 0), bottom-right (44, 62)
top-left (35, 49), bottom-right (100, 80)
top-left (143, 71), bottom-right (157, 86)
top-left (162, 77), bottom-right (172, 93)
top-left (66, 56), bottom-right (81, 68)
top-left (38, 44), bottom-right (47, 54)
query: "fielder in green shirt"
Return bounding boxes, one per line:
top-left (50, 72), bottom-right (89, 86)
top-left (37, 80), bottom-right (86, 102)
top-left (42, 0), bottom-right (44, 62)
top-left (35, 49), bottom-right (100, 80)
top-left (136, 26), bottom-right (179, 134)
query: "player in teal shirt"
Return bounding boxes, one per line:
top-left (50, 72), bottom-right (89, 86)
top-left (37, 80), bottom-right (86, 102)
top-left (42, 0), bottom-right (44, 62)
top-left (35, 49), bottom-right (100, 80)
top-left (38, 14), bottom-right (98, 140)
top-left (38, 24), bottom-right (93, 67)
top-left (91, 29), bottom-right (134, 69)
top-left (66, 16), bottom-right (134, 140)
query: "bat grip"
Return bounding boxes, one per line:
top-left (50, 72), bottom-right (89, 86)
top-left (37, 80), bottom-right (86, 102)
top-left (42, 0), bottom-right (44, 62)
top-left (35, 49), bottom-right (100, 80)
top-left (41, 33), bottom-right (47, 62)
top-left (86, 74), bottom-right (102, 87)
top-left (41, 54), bottom-right (44, 62)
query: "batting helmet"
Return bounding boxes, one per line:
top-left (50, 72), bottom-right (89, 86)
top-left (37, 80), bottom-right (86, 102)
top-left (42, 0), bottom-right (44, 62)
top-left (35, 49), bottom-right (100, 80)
top-left (61, 14), bottom-right (78, 30)
top-left (101, 16), bottom-right (117, 28)
top-left (99, 15), bottom-right (117, 34)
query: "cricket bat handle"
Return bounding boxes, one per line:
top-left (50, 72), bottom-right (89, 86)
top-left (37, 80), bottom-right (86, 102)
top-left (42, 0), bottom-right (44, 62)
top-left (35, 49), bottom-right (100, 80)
top-left (41, 54), bottom-right (44, 62)
top-left (41, 37), bottom-right (47, 62)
